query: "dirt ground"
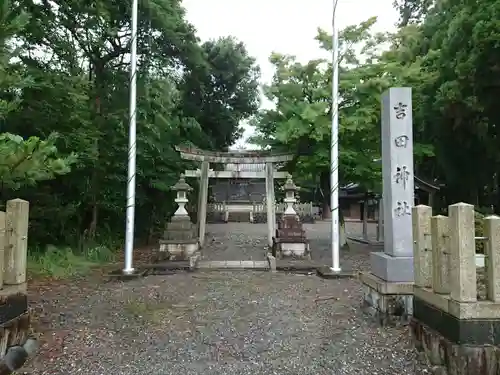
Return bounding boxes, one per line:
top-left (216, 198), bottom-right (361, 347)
top-left (22, 223), bottom-right (429, 375)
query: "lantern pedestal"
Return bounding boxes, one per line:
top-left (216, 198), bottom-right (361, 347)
top-left (273, 214), bottom-right (310, 258)
top-left (158, 175), bottom-right (199, 261)
top-left (159, 216), bottom-right (199, 260)
top-left (272, 175), bottom-right (310, 259)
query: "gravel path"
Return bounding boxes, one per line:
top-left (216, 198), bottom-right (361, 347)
top-left (204, 224), bottom-right (268, 261)
top-left (24, 223), bottom-right (428, 375)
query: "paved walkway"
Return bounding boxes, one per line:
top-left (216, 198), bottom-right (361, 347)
top-left (25, 223), bottom-right (429, 375)
top-left (203, 222), bottom-right (374, 271)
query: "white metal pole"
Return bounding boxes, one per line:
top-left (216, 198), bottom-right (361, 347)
top-left (123, 0), bottom-right (139, 274)
top-left (330, 0), bottom-right (341, 272)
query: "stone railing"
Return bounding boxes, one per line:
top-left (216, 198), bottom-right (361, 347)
top-left (0, 199), bottom-right (38, 374)
top-left (205, 202), bottom-right (316, 223)
top-left (411, 202), bottom-right (500, 375)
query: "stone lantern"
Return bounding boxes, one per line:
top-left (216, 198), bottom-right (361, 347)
top-left (172, 174), bottom-right (191, 217)
top-left (158, 174), bottom-right (199, 262)
top-left (283, 174), bottom-right (299, 216)
top-left (272, 174), bottom-right (310, 259)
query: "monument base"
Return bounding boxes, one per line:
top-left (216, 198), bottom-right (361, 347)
top-left (360, 272), bottom-right (413, 326)
top-left (272, 238), bottom-right (310, 259)
top-left (281, 242), bottom-right (308, 257)
top-left (159, 240), bottom-right (199, 261)
top-left (411, 313), bottom-right (500, 375)
top-left (370, 251), bottom-right (414, 282)
top-left (273, 213), bottom-right (310, 259)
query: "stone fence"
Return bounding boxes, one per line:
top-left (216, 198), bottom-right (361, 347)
top-left (0, 199), bottom-right (37, 374)
top-left (411, 202), bottom-right (500, 375)
top-left (204, 202), bottom-right (318, 223)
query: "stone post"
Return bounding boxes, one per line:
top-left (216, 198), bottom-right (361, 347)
top-left (448, 203), bottom-right (476, 302)
top-left (4, 199), bottom-right (29, 286)
top-left (0, 211), bottom-right (6, 289)
top-left (265, 162), bottom-right (275, 247)
top-left (430, 215), bottom-right (450, 294)
top-left (371, 87), bottom-right (415, 282)
top-left (197, 161), bottom-right (209, 247)
top-left (484, 215), bottom-right (500, 302)
top-left (412, 205), bottom-right (432, 288)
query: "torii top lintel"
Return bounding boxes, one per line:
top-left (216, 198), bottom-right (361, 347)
top-left (175, 146), bottom-right (294, 164)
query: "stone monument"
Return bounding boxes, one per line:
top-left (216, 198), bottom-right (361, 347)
top-left (158, 174), bottom-right (199, 261)
top-left (272, 175), bottom-right (310, 258)
top-left (360, 87), bottom-right (415, 323)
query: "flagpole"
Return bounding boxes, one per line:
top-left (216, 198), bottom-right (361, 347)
top-left (330, 0), bottom-right (341, 272)
top-left (123, 0), bottom-right (139, 274)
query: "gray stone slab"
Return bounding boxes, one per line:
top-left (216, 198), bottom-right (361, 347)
top-left (252, 261), bottom-right (269, 269)
top-left (224, 261), bottom-right (240, 268)
top-left (196, 260), bottom-right (269, 270)
top-left (370, 252), bottom-right (414, 282)
top-left (276, 259), bottom-right (318, 271)
top-left (316, 266), bottom-right (357, 279)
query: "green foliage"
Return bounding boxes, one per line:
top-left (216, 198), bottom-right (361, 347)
top-left (28, 244), bottom-right (115, 279)
top-left (0, 133), bottom-right (77, 189)
top-left (0, 0), bottom-right (75, 193)
top-left (252, 18), bottom-right (433, 203)
top-left (255, 0), bottom-right (500, 215)
top-left (0, 0), bottom-right (260, 269)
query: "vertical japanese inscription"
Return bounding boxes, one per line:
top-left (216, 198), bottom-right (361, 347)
top-left (394, 165), bottom-right (410, 190)
top-left (394, 135), bottom-right (409, 148)
top-left (394, 201), bottom-right (411, 216)
top-left (393, 102), bottom-right (408, 119)
top-left (380, 88), bottom-right (414, 259)
top-left (392, 99), bottom-right (411, 218)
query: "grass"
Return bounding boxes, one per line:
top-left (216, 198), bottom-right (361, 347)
top-left (28, 244), bottom-right (116, 279)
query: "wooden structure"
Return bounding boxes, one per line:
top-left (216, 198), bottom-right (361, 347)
top-left (411, 202), bottom-right (500, 375)
top-left (185, 162), bottom-right (289, 223)
top-left (0, 199), bottom-right (38, 374)
top-left (206, 202), bottom-right (317, 223)
top-left (340, 176), bottom-right (440, 221)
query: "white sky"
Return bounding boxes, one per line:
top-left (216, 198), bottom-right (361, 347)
top-left (182, 0), bottom-right (399, 148)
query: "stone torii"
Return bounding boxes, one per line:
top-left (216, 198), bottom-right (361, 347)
top-left (175, 146), bottom-right (294, 247)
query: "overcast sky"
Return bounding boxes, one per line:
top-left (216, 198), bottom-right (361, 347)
top-left (182, 0), bottom-right (399, 147)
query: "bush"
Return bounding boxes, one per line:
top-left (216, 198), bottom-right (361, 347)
top-left (28, 244), bottom-right (116, 279)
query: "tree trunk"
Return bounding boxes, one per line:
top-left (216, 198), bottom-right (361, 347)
top-left (88, 62), bottom-right (105, 239)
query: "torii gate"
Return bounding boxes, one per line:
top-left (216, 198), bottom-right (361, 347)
top-left (175, 146), bottom-right (294, 248)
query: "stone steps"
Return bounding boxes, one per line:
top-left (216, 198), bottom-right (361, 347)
top-left (227, 212), bottom-right (250, 222)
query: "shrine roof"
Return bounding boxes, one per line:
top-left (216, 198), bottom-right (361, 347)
top-left (175, 146), bottom-right (294, 164)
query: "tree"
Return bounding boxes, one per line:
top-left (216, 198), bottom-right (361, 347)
top-left (0, 0), bottom-right (75, 196)
top-left (181, 36), bottom-right (261, 150)
top-left (252, 19), bottom-right (393, 211)
top-left (0, 0), bottom-right (261, 249)
top-left (391, 0), bottom-right (500, 208)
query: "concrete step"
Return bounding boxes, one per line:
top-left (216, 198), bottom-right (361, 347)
top-left (197, 260), bottom-right (269, 270)
top-left (227, 212), bottom-right (250, 222)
